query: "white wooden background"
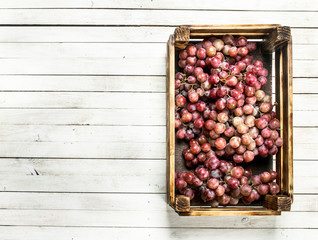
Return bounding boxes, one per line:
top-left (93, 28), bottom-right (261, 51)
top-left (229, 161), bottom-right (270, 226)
top-left (0, 1), bottom-right (317, 239)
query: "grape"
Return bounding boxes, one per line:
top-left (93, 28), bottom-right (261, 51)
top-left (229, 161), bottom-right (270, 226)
top-left (201, 143), bottom-right (211, 153)
top-left (244, 168), bottom-right (252, 178)
top-left (174, 35), bottom-right (283, 205)
top-left (240, 184), bottom-right (252, 196)
top-left (205, 157), bottom-right (220, 170)
top-left (186, 45), bottom-right (197, 56)
top-left (260, 172), bottom-right (271, 183)
top-left (196, 167), bottom-right (209, 181)
top-left (258, 144), bottom-right (268, 156)
top-left (176, 95), bottom-right (186, 107)
top-left (215, 137), bottom-right (227, 150)
top-left (190, 144), bottom-right (201, 155)
top-left (231, 187), bottom-right (241, 198)
top-left (210, 169), bottom-right (223, 179)
top-left (223, 34), bottom-right (235, 45)
top-left (224, 126), bottom-right (235, 138)
top-left (176, 178), bottom-right (187, 190)
top-left (184, 172), bottom-right (194, 184)
top-left (184, 152), bottom-right (194, 162)
top-left (276, 137), bottom-right (283, 147)
top-left (235, 145), bottom-right (246, 155)
top-left (213, 123), bottom-right (225, 135)
top-left (217, 112), bottom-right (229, 123)
top-left (176, 129), bottom-right (186, 139)
top-left (255, 118), bottom-right (268, 129)
top-left (230, 136), bottom-right (241, 149)
top-left (232, 117), bottom-right (244, 127)
top-left (218, 194), bottom-right (231, 205)
top-left (245, 115), bottom-right (255, 128)
top-left (229, 197), bottom-right (239, 206)
top-left (184, 188), bottom-right (195, 200)
top-left (233, 154), bottom-right (244, 163)
top-left (237, 124), bottom-right (249, 134)
top-left (227, 177), bottom-right (240, 189)
top-left (184, 64), bottom-right (194, 75)
top-left (257, 184), bottom-right (269, 195)
top-left (207, 178), bottom-right (220, 190)
top-left (264, 138), bottom-right (274, 149)
top-left (213, 39), bottom-right (224, 51)
top-left (231, 166), bottom-right (244, 178)
top-left (192, 176), bottom-right (203, 187)
top-left (192, 111), bottom-right (200, 121)
top-left (211, 200), bottom-right (219, 208)
top-left (181, 112), bottom-right (193, 123)
top-left (228, 46), bottom-right (238, 57)
top-left (215, 185), bottom-right (225, 197)
top-left (269, 145), bottom-right (278, 155)
top-left (261, 127), bottom-right (272, 138)
top-left (224, 144), bottom-right (235, 155)
top-left (236, 36), bottom-right (247, 46)
top-left (197, 48), bottom-right (206, 59)
top-left (260, 102), bottom-right (272, 113)
top-left (245, 72), bottom-right (257, 86)
top-left (243, 151), bottom-right (254, 162)
top-left (196, 101), bottom-right (207, 112)
top-left (227, 76), bottom-right (238, 87)
top-left (251, 175), bottom-right (262, 185)
top-left (270, 130), bottom-right (279, 141)
top-left (219, 160), bottom-right (228, 173)
top-left (269, 182), bottom-right (280, 195)
top-left (241, 133), bottom-right (252, 145)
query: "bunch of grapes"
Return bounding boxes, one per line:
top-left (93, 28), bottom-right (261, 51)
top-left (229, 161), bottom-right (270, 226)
top-left (174, 34), bottom-right (282, 206)
top-left (175, 162), bottom-right (280, 206)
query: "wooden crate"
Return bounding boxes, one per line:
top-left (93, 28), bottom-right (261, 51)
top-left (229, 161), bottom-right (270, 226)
top-left (166, 25), bottom-right (293, 216)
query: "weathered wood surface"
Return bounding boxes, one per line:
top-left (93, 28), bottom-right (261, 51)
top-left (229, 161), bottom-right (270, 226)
top-left (0, 1), bottom-right (317, 239)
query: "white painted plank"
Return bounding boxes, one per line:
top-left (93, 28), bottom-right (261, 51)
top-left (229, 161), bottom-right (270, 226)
top-left (0, 125), bottom-right (311, 144)
top-left (0, 76), bottom-right (313, 94)
top-left (0, 209), bottom-right (318, 228)
top-left (0, 10), bottom-right (317, 27)
top-left (0, 75), bottom-right (165, 92)
top-left (0, 192), bottom-right (315, 212)
top-left (0, 108), bottom-right (314, 127)
top-left (0, 92), bottom-right (313, 110)
top-left (0, 159), bottom-right (164, 176)
top-left (0, 109), bottom-right (165, 126)
top-left (0, 92), bottom-right (166, 109)
top-left (0, 43), bottom-right (167, 58)
top-left (0, 58), bottom-right (164, 75)
top-left (0, 58), bottom-right (313, 77)
top-left (0, 43), bottom-right (314, 60)
top-left (294, 78), bottom-right (318, 94)
top-left (0, 125), bottom-right (165, 142)
top-left (0, 227), bottom-right (316, 240)
top-left (0, 142), bottom-right (165, 158)
top-left (0, 160), bottom-right (316, 192)
top-left (0, 27), bottom-right (316, 45)
top-left (0, 0), bottom-right (317, 11)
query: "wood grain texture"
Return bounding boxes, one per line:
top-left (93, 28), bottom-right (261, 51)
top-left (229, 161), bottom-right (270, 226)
top-left (0, 160), bottom-right (315, 193)
top-left (0, 227), bottom-right (317, 240)
top-left (0, 0), bottom-right (317, 10)
top-left (0, 0), bottom-right (317, 238)
top-left (0, 10), bottom-right (317, 27)
top-left (0, 27), bottom-right (316, 45)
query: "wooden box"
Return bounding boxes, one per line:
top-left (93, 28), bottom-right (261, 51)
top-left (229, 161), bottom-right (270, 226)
top-left (166, 25), bottom-right (293, 216)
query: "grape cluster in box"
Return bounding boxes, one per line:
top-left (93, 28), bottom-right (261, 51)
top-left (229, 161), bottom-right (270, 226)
top-left (174, 34), bottom-right (283, 207)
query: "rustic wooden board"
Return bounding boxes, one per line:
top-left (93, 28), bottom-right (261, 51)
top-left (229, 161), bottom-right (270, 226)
top-left (0, 0), bottom-right (316, 238)
top-left (0, 27), bottom-right (316, 45)
top-left (0, 10), bottom-right (317, 27)
top-left (1, 0), bottom-right (318, 11)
